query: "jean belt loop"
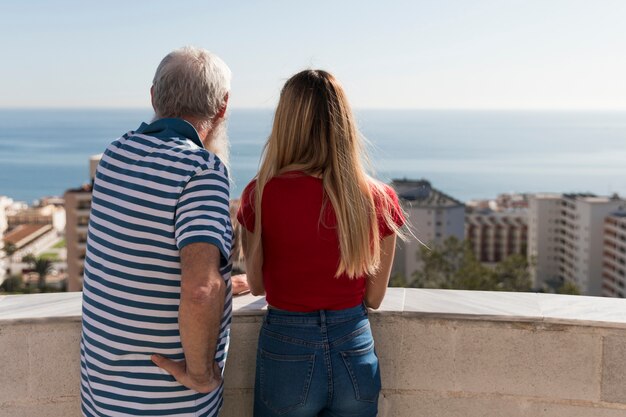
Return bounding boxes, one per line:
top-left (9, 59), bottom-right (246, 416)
top-left (319, 309), bottom-right (326, 325)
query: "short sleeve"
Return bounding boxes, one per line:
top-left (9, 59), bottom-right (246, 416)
top-left (377, 184), bottom-right (405, 238)
top-left (236, 180), bottom-right (257, 232)
top-left (175, 167), bottom-right (232, 265)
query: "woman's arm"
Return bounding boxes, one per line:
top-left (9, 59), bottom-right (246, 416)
top-left (364, 234), bottom-right (397, 309)
top-left (241, 228), bottom-right (265, 296)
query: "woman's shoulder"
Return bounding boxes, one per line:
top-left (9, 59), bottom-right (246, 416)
top-left (369, 179), bottom-right (399, 203)
top-left (239, 179), bottom-right (258, 207)
top-left (242, 178), bottom-right (257, 195)
top-left (369, 179), bottom-right (405, 236)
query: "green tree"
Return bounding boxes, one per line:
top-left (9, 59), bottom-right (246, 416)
top-left (388, 273), bottom-right (409, 288)
top-left (412, 237), bottom-right (499, 290)
top-left (556, 281), bottom-right (581, 295)
top-left (22, 253), bottom-right (36, 264)
top-left (0, 275), bottom-right (23, 292)
top-left (2, 242), bottom-right (17, 257)
top-left (410, 237), bottom-right (532, 292)
top-left (492, 254), bottom-right (532, 292)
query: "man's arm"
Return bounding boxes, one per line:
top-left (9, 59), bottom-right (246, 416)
top-left (152, 242), bottom-right (225, 393)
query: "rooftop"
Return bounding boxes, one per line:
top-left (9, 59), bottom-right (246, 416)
top-left (562, 193), bottom-right (623, 204)
top-left (391, 179), bottom-right (463, 208)
top-left (2, 224), bottom-right (52, 248)
top-left (3, 289), bottom-right (626, 416)
top-left (532, 193), bottom-right (562, 200)
top-left (64, 184), bottom-right (93, 194)
top-left (609, 211), bottom-right (626, 219)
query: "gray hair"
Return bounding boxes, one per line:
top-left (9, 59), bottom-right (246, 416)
top-left (152, 46), bottom-right (231, 128)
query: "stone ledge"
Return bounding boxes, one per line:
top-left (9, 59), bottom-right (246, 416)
top-left (3, 288), bottom-right (626, 329)
top-left (2, 289), bottom-right (626, 416)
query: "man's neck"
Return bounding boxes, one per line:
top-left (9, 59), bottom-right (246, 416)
top-left (181, 116), bottom-right (211, 148)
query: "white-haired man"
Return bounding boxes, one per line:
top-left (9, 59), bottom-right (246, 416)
top-left (80, 46), bottom-right (244, 416)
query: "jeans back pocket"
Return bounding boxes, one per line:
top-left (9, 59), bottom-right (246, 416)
top-left (259, 349), bottom-right (316, 414)
top-left (340, 342), bottom-right (381, 403)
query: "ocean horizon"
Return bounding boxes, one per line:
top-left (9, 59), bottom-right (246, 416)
top-left (2, 108), bottom-right (626, 204)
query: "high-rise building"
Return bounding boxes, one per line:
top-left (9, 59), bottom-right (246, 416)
top-left (65, 154), bottom-right (101, 292)
top-left (527, 194), bottom-right (561, 289)
top-left (602, 212), bottom-right (626, 298)
top-left (528, 193), bottom-right (625, 295)
top-left (465, 210), bottom-right (528, 264)
top-left (390, 179), bottom-right (465, 280)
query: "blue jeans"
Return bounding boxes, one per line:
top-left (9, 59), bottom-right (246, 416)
top-left (254, 303), bottom-right (380, 417)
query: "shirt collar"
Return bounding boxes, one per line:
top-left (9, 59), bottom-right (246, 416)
top-left (135, 118), bottom-right (204, 148)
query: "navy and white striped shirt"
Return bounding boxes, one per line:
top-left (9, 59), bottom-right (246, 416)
top-left (80, 118), bottom-right (233, 417)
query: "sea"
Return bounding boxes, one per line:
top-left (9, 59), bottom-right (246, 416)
top-left (1, 108), bottom-right (626, 204)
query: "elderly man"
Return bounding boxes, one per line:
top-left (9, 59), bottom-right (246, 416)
top-left (80, 47), bottom-right (243, 416)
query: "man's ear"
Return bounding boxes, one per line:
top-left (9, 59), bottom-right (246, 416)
top-left (215, 93), bottom-right (229, 119)
top-left (150, 85), bottom-right (157, 112)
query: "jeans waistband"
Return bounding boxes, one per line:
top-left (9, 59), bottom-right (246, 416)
top-left (266, 303), bottom-right (368, 324)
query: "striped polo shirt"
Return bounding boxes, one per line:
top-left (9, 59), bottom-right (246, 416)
top-left (80, 118), bottom-right (233, 417)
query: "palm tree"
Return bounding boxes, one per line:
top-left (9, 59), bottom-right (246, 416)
top-left (28, 257), bottom-right (53, 291)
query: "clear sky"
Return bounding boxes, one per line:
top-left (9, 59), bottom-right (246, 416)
top-left (2, 0), bottom-right (626, 110)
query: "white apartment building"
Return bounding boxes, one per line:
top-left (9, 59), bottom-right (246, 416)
top-left (390, 179), bottom-right (465, 280)
top-left (465, 210), bottom-right (528, 264)
top-left (528, 193), bottom-right (625, 295)
top-left (602, 213), bottom-right (626, 298)
top-left (65, 154), bottom-right (101, 292)
top-left (527, 194), bottom-right (562, 289)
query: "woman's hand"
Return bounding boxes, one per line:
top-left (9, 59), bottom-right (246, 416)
top-left (232, 274), bottom-right (250, 295)
top-left (152, 355), bottom-right (222, 393)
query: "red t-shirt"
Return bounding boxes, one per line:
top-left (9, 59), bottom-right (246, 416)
top-left (237, 171), bottom-right (404, 312)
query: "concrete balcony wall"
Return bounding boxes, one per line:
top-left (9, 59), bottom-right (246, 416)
top-left (2, 289), bottom-right (626, 416)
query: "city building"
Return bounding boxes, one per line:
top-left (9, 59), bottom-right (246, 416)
top-left (390, 179), bottom-right (465, 280)
top-left (602, 212), bottom-right (626, 298)
top-left (466, 193), bottom-right (530, 212)
top-left (3, 224), bottom-right (54, 252)
top-left (465, 209), bottom-right (528, 264)
top-left (65, 154), bottom-right (101, 292)
top-left (6, 203), bottom-right (66, 233)
top-left (64, 186), bottom-right (92, 292)
top-left (528, 193), bottom-right (626, 295)
top-left (0, 196), bottom-right (13, 236)
top-left (0, 196), bottom-right (13, 283)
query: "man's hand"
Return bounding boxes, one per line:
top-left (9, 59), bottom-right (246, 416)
top-left (232, 274), bottom-right (250, 295)
top-left (152, 355), bottom-right (222, 393)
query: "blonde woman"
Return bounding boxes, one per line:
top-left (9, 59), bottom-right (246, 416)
top-left (237, 70), bottom-right (404, 417)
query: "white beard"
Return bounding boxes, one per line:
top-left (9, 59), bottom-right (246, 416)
top-left (206, 120), bottom-right (230, 168)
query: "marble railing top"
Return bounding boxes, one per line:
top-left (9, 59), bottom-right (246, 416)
top-left (1, 288), bottom-right (626, 328)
